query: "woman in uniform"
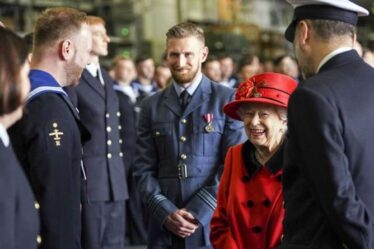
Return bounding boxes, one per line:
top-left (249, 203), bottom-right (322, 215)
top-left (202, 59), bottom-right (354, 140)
top-left (0, 27), bottom-right (39, 249)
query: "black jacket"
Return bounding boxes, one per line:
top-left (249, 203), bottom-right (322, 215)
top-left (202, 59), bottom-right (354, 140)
top-left (10, 92), bottom-right (84, 249)
top-left (0, 141), bottom-right (39, 249)
top-left (282, 50), bottom-right (374, 249)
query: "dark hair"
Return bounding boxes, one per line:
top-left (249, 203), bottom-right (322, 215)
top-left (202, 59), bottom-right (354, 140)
top-left (309, 19), bottom-right (356, 40)
top-left (166, 22), bottom-right (205, 44)
top-left (33, 7), bottom-right (87, 50)
top-left (202, 55), bottom-right (219, 69)
top-left (0, 27), bottom-right (29, 115)
top-left (238, 54), bottom-right (258, 70)
top-left (23, 32), bottom-right (34, 53)
top-left (135, 55), bottom-right (153, 66)
top-left (273, 55), bottom-right (297, 67)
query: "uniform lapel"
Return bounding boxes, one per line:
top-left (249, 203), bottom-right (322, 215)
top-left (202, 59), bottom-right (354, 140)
top-left (81, 69), bottom-right (105, 99)
top-left (183, 75), bottom-right (211, 116)
top-left (163, 85), bottom-right (182, 116)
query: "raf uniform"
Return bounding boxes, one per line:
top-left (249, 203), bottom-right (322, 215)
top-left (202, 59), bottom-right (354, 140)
top-left (133, 74), bottom-right (246, 249)
top-left (9, 69), bottom-right (86, 249)
top-left (114, 84), bottom-right (148, 245)
top-left (67, 66), bottom-right (128, 249)
top-left (0, 126), bottom-right (40, 249)
top-left (282, 1), bottom-right (374, 249)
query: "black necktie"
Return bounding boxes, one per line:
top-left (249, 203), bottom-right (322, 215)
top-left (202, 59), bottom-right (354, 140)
top-left (180, 90), bottom-right (190, 110)
top-left (96, 69), bottom-right (103, 85)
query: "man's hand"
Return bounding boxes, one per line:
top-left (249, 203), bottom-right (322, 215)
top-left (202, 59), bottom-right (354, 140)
top-left (164, 209), bottom-right (199, 238)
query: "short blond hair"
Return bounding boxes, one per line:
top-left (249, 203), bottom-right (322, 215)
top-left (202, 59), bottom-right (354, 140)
top-left (86, 16), bottom-right (106, 26)
top-left (33, 7), bottom-right (87, 49)
top-left (166, 22), bottom-right (205, 44)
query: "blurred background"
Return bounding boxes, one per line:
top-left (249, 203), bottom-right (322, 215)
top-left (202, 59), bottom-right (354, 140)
top-left (1, 0), bottom-right (373, 69)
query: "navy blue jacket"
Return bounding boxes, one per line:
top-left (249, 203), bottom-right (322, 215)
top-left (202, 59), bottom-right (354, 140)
top-left (0, 141), bottom-right (39, 249)
top-left (133, 75), bottom-right (246, 248)
top-left (67, 69), bottom-right (128, 202)
top-left (10, 90), bottom-right (84, 249)
top-left (282, 50), bottom-right (374, 249)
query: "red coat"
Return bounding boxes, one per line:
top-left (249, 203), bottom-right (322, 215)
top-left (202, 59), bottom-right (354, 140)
top-left (210, 141), bottom-right (284, 249)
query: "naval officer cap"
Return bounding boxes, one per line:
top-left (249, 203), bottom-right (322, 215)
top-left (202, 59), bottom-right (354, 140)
top-left (285, 0), bottom-right (369, 42)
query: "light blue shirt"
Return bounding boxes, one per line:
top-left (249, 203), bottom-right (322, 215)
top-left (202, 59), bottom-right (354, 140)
top-left (173, 72), bottom-right (203, 97)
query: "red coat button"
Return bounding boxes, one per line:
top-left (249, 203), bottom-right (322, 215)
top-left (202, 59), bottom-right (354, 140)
top-left (252, 226), bottom-right (262, 233)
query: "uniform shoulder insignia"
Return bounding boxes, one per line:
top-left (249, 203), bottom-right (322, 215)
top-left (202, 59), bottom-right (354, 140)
top-left (48, 122), bottom-right (64, 146)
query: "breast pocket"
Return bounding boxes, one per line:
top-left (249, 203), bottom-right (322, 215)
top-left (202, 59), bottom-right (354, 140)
top-left (152, 123), bottom-right (172, 160)
top-left (193, 119), bottom-right (224, 156)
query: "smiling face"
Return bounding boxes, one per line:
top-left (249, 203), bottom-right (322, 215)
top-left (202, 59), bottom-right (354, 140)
top-left (166, 36), bottom-right (208, 85)
top-left (239, 103), bottom-right (287, 152)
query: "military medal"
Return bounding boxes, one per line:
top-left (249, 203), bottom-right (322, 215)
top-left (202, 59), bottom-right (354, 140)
top-left (204, 113), bottom-right (214, 132)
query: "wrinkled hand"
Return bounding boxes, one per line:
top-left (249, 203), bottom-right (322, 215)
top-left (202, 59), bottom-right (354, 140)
top-left (164, 209), bottom-right (199, 238)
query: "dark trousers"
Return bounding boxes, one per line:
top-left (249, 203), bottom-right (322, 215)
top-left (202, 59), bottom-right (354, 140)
top-left (82, 201), bottom-right (125, 249)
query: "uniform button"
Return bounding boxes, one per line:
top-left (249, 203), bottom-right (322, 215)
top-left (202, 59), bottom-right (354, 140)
top-left (181, 119), bottom-right (187, 124)
top-left (119, 152), bottom-right (123, 157)
top-left (37, 235), bottom-right (42, 244)
top-left (155, 131), bottom-right (160, 136)
top-left (242, 175), bottom-right (250, 183)
top-left (106, 126), bottom-right (112, 132)
top-left (246, 200), bottom-right (254, 208)
top-left (117, 112), bottom-right (121, 117)
top-left (252, 226), bottom-right (262, 233)
top-left (263, 199), bottom-right (271, 207)
top-left (105, 113), bottom-right (110, 118)
top-left (180, 154), bottom-right (187, 160)
top-left (180, 136), bottom-right (187, 142)
top-left (107, 140), bottom-right (112, 146)
top-left (34, 202), bottom-right (40, 210)
top-left (107, 153), bottom-right (112, 159)
top-left (118, 125), bottom-right (122, 130)
top-left (119, 139), bottom-right (123, 144)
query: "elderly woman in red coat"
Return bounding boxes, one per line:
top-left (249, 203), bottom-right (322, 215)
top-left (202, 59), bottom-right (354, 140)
top-left (210, 72), bottom-right (297, 249)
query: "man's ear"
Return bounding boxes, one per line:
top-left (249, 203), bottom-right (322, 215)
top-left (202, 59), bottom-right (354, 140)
top-left (60, 40), bottom-right (73, 60)
top-left (295, 20), bottom-right (311, 46)
top-left (201, 46), bottom-right (209, 63)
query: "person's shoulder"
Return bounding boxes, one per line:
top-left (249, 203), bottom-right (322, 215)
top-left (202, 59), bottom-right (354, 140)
top-left (26, 93), bottom-right (70, 119)
top-left (208, 78), bottom-right (235, 95)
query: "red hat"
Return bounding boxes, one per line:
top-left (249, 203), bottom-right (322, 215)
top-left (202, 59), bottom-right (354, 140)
top-left (223, 72), bottom-right (298, 120)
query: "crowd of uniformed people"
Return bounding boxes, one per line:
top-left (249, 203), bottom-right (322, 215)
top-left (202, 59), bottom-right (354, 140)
top-left (2, 0), bottom-right (374, 249)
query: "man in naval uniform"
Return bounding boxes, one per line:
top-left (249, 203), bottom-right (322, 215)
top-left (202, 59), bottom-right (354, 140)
top-left (9, 7), bottom-right (92, 249)
top-left (281, 0), bottom-right (374, 248)
top-left (133, 22), bottom-right (246, 249)
top-left (66, 16), bottom-right (128, 249)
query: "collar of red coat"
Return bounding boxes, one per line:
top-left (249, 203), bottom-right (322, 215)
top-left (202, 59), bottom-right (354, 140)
top-left (241, 140), bottom-right (284, 178)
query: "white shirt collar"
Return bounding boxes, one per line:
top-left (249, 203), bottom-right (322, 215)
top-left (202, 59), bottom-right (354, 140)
top-left (317, 47), bottom-right (353, 73)
top-left (0, 123), bottom-right (9, 147)
top-left (86, 63), bottom-right (104, 85)
top-left (173, 72), bottom-right (203, 97)
top-left (86, 63), bottom-right (99, 77)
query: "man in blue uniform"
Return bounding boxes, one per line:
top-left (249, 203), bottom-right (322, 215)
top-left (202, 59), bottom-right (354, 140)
top-left (281, 0), bottom-right (374, 248)
top-left (9, 7), bottom-right (92, 249)
top-left (66, 16), bottom-right (128, 249)
top-left (133, 22), bottom-right (246, 249)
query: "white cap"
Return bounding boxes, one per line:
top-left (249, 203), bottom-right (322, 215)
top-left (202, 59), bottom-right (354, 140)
top-left (285, 0), bottom-right (369, 42)
top-left (287, 0), bottom-right (369, 16)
